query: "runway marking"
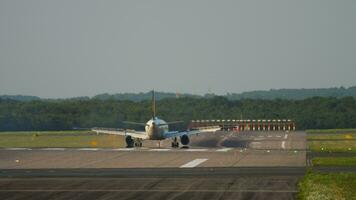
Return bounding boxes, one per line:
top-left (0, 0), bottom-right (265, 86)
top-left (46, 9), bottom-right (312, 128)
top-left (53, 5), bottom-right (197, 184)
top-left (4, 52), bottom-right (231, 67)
top-left (149, 149), bottom-right (171, 151)
top-left (78, 148), bottom-right (99, 151)
top-left (251, 142), bottom-right (261, 144)
top-left (267, 135), bottom-right (272, 138)
top-left (180, 158), bottom-right (208, 168)
top-left (281, 141), bottom-right (286, 149)
top-left (276, 135), bottom-right (282, 138)
top-left (216, 148), bottom-right (232, 152)
top-left (111, 148), bottom-right (135, 151)
top-left (4, 148), bottom-right (31, 151)
top-left (40, 148), bottom-right (65, 151)
top-left (184, 149), bottom-right (208, 152)
top-left (284, 134), bottom-right (288, 139)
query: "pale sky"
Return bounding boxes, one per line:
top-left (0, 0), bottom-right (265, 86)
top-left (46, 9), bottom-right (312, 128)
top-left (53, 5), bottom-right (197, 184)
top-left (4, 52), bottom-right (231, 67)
top-left (0, 0), bottom-right (355, 98)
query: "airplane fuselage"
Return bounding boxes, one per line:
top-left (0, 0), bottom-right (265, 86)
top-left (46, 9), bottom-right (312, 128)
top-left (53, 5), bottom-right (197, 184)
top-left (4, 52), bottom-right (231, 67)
top-left (145, 117), bottom-right (169, 140)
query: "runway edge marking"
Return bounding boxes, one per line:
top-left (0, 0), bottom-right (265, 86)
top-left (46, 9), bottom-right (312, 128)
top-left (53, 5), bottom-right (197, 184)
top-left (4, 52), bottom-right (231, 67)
top-left (4, 148), bottom-right (31, 151)
top-left (149, 149), bottom-right (171, 151)
top-left (78, 148), bottom-right (99, 151)
top-left (216, 148), bottom-right (232, 152)
top-left (40, 148), bottom-right (65, 151)
top-left (180, 158), bottom-right (208, 168)
top-left (184, 149), bottom-right (208, 152)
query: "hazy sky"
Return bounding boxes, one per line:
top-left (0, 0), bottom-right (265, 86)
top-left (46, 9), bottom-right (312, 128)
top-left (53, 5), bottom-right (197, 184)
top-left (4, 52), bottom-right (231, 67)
top-left (0, 0), bottom-right (355, 98)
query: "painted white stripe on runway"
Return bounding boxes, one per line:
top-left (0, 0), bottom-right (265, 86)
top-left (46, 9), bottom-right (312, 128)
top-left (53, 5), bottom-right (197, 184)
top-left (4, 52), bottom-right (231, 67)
top-left (78, 148), bottom-right (99, 151)
top-left (281, 141), bottom-right (286, 149)
top-left (267, 135), bottom-right (272, 138)
top-left (40, 148), bottom-right (65, 151)
top-left (251, 142), bottom-right (261, 145)
top-left (216, 148), bottom-right (232, 152)
top-left (149, 149), bottom-right (171, 151)
top-left (112, 148), bottom-right (136, 151)
top-left (284, 134), bottom-right (288, 139)
top-left (276, 135), bottom-right (282, 138)
top-left (185, 149), bottom-right (208, 152)
top-left (5, 148), bottom-right (31, 150)
top-left (180, 158), bottom-right (208, 168)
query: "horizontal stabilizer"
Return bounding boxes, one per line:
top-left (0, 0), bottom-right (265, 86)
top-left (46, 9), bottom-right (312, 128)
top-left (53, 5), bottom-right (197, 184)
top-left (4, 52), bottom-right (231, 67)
top-left (123, 121), bottom-right (147, 126)
top-left (92, 127), bottom-right (148, 139)
top-left (162, 121), bottom-right (184, 125)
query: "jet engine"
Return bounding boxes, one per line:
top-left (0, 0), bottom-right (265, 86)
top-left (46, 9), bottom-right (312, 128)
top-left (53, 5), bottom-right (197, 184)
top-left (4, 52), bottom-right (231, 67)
top-left (125, 135), bottom-right (134, 148)
top-left (180, 134), bottom-right (190, 146)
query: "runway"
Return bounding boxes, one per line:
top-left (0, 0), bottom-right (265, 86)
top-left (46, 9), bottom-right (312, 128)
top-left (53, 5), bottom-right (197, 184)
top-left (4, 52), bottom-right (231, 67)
top-left (0, 167), bottom-right (304, 200)
top-left (0, 131), bottom-right (306, 169)
top-left (0, 131), bottom-right (306, 199)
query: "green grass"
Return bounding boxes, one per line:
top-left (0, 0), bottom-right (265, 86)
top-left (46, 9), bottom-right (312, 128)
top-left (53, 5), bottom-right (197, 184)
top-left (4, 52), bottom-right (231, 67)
top-left (298, 171), bottom-right (356, 200)
top-left (0, 131), bottom-right (125, 148)
top-left (307, 133), bottom-right (356, 140)
top-left (307, 129), bottom-right (356, 152)
top-left (306, 129), bottom-right (356, 134)
top-left (308, 140), bottom-right (356, 152)
top-left (312, 157), bottom-right (356, 167)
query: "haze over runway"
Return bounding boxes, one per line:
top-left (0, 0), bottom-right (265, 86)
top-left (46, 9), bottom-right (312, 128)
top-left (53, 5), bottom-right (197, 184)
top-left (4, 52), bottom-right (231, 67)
top-left (1, 0), bottom-right (356, 98)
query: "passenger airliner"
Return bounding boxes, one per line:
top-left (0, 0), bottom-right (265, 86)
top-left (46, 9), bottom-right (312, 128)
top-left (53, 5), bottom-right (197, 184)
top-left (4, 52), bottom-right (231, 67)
top-left (92, 90), bottom-right (220, 148)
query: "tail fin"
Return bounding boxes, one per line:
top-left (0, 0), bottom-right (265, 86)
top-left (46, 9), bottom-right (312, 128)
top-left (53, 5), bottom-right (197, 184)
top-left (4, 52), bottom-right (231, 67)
top-left (152, 90), bottom-right (156, 119)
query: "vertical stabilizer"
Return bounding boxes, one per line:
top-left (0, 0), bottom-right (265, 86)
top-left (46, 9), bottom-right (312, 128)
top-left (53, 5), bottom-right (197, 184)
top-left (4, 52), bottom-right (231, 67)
top-left (152, 90), bottom-right (156, 119)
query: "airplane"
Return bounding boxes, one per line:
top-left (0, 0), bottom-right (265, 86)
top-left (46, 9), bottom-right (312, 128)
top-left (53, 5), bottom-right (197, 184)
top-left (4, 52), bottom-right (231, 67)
top-left (92, 90), bottom-right (220, 148)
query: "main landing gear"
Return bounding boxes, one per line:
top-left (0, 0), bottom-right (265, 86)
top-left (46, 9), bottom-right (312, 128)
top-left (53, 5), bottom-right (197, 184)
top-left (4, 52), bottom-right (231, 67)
top-left (134, 140), bottom-right (143, 147)
top-left (125, 135), bottom-right (142, 148)
top-left (171, 137), bottom-right (179, 148)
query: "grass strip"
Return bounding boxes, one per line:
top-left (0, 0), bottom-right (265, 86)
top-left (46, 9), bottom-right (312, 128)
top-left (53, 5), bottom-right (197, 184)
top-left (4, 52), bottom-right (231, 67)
top-left (298, 171), bottom-right (356, 200)
top-left (308, 140), bottom-right (356, 153)
top-left (0, 131), bottom-right (125, 148)
top-left (312, 157), bottom-right (356, 167)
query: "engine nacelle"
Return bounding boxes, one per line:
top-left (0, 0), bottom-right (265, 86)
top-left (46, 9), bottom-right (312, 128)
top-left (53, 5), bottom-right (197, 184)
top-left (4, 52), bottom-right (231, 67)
top-left (125, 135), bottom-right (134, 148)
top-left (180, 134), bottom-right (190, 145)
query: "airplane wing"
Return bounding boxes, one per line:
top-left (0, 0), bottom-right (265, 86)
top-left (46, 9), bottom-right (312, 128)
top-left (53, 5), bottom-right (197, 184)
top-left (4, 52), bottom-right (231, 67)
top-left (164, 126), bottom-right (221, 139)
top-left (91, 128), bottom-right (149, 140)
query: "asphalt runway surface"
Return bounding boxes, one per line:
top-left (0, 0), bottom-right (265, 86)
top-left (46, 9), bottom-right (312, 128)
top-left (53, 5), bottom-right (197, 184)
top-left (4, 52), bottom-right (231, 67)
top-left (0, 131), bottom-right (306, 200)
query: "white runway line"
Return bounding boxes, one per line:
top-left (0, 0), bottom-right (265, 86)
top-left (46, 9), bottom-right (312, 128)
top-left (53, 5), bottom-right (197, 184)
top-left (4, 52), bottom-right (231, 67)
top-left (149, 149), bottom-right (171, 151)
top-left (40, 148), bottom-right (65, 151)
top-left (78, 148), bottom-right (99, 151)
top-left (184, 149), bottom-right (208, 152)
top-left (216, 148), bottom-right (232, 152)
top-left (250, 142), bottom-right (261, 148)
top-left (281, 141), bottom-right (286, 149)
top-left (284, 134), bottom-right (288, 139)
top-left (267, 135), bottom-right (272, 138)
top-left (5, 148), bottom-right (31, 151)
top-left (180, 158), bottom-right (208, 168)
top-left (112, 148), bottom-right (136, 151)
top-left (276, 135), bottom-right (282, 138)
top-left (251, 142), bottom-right (261, 145)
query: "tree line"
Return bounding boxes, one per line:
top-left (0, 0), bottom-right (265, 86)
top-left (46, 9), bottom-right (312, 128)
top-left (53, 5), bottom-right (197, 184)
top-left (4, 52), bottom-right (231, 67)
top-left (2, 86), bottom-right (356, 102)
top-left (0, 96), bottom-right (355, 131)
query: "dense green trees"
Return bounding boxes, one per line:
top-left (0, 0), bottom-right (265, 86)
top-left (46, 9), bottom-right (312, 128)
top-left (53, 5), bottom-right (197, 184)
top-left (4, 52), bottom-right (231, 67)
top-left (0, 96), bottom-right (355, 131)
top-left (2, 87), bottom-right (356, 102)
